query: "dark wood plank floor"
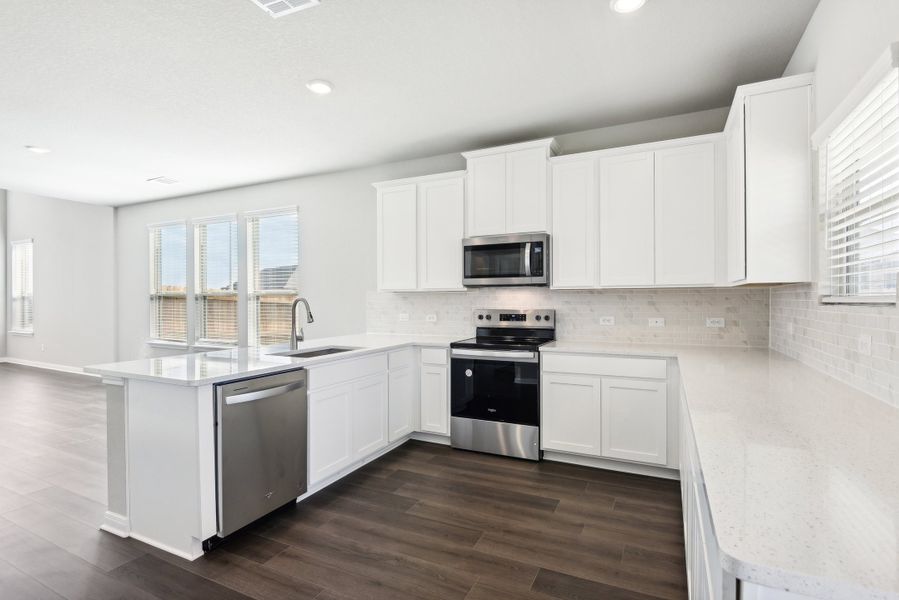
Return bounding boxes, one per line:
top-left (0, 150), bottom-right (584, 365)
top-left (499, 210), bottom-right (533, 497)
top-left (0, 363), bottom-right (687, 600)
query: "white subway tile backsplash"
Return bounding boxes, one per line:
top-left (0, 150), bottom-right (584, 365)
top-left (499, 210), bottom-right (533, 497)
top-left (367, 287), bottom-right (769, 347)
top-left (770, 283), bottom-right (899, 408)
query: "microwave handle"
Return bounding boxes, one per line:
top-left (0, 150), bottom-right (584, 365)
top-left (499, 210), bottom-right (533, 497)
top-left (524, 242), bottom-right (532, 277)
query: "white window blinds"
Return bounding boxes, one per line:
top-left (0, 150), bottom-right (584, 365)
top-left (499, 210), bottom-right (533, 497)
top-left (10, 240), bottom-right (34, 334)
top-left (149, 223), bottom-right (188, 342)
top-left (822, 65), bottom-right (899, 302)
top-left (247, 210), bottom-right (299, 346)
top-left (195, 218), bottom-right (238, 345)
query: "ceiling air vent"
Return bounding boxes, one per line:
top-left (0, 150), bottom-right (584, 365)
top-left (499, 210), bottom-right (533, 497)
top-left (248, 0), bottom-right (320, 18)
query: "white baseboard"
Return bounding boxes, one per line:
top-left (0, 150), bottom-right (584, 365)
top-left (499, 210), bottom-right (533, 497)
top-left (410, 431), bottom-right (451, 445)
top-left (543, 450), bottom-right (680, 480)
top-left (0, 356), bottom-right (100, 378)
top-left (128, 531), bottom-right (204, 561)
top-left (100, 511), bottom-right (130, 537)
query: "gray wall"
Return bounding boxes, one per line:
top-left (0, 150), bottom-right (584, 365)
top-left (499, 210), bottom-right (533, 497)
top-left (771, 0), bottom-right (899, 407)
top-left (5, 191), bottom-right (116, 367)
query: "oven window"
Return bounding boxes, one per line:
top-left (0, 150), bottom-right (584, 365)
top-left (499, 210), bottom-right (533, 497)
top-left (464, 243), bottom-right (526, 279)
top-left (451, 358), bottom-right (539, 426)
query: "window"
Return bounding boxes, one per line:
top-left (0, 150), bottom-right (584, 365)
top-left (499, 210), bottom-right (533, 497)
top-left (820, 60), bottom-right (899, 303)
top-left (248, 209), bottom-right (299, 346)
top-left (149, 223), bottom-right (188, 342)
top-left (10, 239), bottom-right (34, 334)
top-left (195, 218), bottom-right (238, 346)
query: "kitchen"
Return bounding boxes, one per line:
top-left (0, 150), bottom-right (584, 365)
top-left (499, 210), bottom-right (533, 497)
top-left (0, 1), bottom-right (898, 599)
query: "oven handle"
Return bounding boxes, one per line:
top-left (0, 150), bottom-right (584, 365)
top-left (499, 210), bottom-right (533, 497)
top-left (451, 349), bottom-right (538, 363)
top-left (524, 242), bottom-right (532, 277)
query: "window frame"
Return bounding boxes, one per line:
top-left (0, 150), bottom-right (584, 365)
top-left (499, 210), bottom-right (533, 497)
top-left (812, 42), bottom-right (899, 305)
top-left (148, 220), bottom-right (189, 346)
top-left (146, 207), bottom-right (299, 350)
top-left (8, 238), bottom-right (34, 336)
top-left (193, 215), bottom-right (240, 347)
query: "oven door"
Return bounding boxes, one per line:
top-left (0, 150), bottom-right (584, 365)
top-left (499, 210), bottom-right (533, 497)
top-left (462, 233), bottom-right (548, 286)
top-left (450, 350), bottom-right (540, 427)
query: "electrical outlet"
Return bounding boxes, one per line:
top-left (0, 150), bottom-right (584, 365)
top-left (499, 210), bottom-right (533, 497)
top-left (648, 317), bottom-right (665, 328)
top-left (599, 316), bottom-right (616, 326)
top-left (705, 317), bottom-right (725, 328)
top-left (425, 313), bottom-right (438, 323)
top-left (858, 334), bottom-right (872, 356)
top-left (398, 313), bottom-right (409, 322)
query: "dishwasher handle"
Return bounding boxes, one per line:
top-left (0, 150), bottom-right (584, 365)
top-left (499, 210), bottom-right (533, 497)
top-left (224, 381), bottom-right (306, 405)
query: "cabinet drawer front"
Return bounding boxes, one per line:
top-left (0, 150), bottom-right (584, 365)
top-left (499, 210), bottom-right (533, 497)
top-left (420, 347), bottom-right (448, 366)
top-left (542, 353), bottom-right (666, 379)
top-left (308, 353), bottom-right (388, 391)
top-left (388, 348), bottom-right (415, 370)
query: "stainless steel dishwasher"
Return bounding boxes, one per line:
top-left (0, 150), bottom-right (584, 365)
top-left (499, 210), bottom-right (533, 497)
top-left (214, 369), bottom-right (307, 538)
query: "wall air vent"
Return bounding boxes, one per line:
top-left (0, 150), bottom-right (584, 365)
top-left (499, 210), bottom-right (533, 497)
top-left (147, 176), bottom-right (179, 185)
top-left (248, 0), bottom-right (320, 18)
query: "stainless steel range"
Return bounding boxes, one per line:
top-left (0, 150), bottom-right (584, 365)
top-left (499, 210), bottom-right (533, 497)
top-left (450, 308), bottom-right (556, 461)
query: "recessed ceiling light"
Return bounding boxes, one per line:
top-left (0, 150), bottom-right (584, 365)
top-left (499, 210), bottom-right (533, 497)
top-left (147, 176), bottom-right (179, 185)
top-left (305, 79), bottom-right (333, 95)
top-left (610, 0), bottom-right (646, 13)
top-left (25, 145), bottom-right (51, 154)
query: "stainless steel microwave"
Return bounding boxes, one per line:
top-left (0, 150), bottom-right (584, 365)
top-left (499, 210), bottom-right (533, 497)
top-left (462, 233), bottom-right (549, 286)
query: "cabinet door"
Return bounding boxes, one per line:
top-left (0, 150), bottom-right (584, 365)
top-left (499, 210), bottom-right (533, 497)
top-left (744, 85), bottom-right (811, 283)
top-left (388, 366), bottom-right (415, 442)
top-left (601, 378), bottom-right (667, 465)
top-left (466, 154), bottom-right (507, 236)
top-left (654, 143), bottom-right (717, 286)
top-left (377, 184), bottom-right (418, 290)
top-left (599, 152), bottom-right (655, 286)
top-left (308, 383), bottom-right (353, 485)
top-left (419, 177), bottom-right (464, 290)
top-left (419, 364), bottom-right (448, 435)
top-left (507, 147), bottom-right (549, 233)
top-left (551, 159), bottom-right (597, 288)
top-left (541, 373), bottom-right (602, 456)
top-left (726, 108), bottom-right (747, 283)
top-left (351, 374), bottom-right (388, 460)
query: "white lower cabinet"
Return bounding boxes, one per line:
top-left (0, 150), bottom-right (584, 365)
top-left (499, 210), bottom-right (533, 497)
top-left (541, 353), bottom-right (672, 469)
top-left (542, 373), bottom-right (602, 456)
top-left (308, 383), bottom-right (354, 485)
top-left (601, 378), bottom-right (667, 465)
top-left (420, 364), bottom-right (449, 435)
top-left (388, 365), bottom-right (415, 442)
top-left (350, 374), bottom-right (388, 460)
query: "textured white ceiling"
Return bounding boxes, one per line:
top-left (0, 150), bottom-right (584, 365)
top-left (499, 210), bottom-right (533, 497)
top-left (0, 0), bottom-right (818, 205)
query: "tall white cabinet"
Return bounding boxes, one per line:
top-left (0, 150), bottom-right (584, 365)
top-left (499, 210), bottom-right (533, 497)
top-left (463, 138), bottom-right (557, 236)
top-left (725, 73), bottom-right (813, 284)
top-left (375, 171), bottom-right (465, 291)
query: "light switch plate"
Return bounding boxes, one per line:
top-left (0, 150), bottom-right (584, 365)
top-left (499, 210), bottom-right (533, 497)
top-left (858, 334), bottom-right (872, 356)
top-left (648, 317), bottom-right (665, 328)
top-left (398, 313), bottom-right (409, 322)
top-left (706, 317), bottom-right (725, 328)
top-left (425, 313), bottom-right (438, 323)
top-left (599, 316), bottom-right (615, 326)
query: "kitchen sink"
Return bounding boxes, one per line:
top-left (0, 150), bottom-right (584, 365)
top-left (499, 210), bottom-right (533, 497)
top-left (269, 346), bottom-right (359, 359)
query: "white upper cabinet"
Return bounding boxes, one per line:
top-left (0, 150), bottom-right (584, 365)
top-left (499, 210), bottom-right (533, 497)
top-left (375, 171), bottom-right (466, 292)
top-left (376, 184), bottom-right (417, 291)
top-left (654, 142), bottom-right (717, 286)
top-left (418, 177), bottom-right (464, 290)
top-left (726, 74), bottom-right (813, 284)
top-left (599, 151), bottom-right (655, 287)
top-left (463, 138), bottom-right (557, 236)
top-left (551, 158), bottom-right (597, 288)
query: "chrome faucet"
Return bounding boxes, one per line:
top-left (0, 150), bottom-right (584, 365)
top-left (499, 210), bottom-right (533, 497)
top-left (289, 297), bottom-right (314, 350)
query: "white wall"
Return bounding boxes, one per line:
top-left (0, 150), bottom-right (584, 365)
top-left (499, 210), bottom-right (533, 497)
top-left (5, 191), bottom-right (116, 367)
top-left (0, 190), bottom-right (6, 357)
top-left (772, 0), bottom-right (899, 407)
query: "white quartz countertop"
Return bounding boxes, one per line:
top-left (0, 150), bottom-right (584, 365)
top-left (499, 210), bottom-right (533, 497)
top-left (547, 341), bottom-right (899, 600)
top-left (84, 333), bottom-right (458, 386)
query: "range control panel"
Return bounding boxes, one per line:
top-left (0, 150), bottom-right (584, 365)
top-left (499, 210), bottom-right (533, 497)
top-left (472, 308), bottom-right (556, 329)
